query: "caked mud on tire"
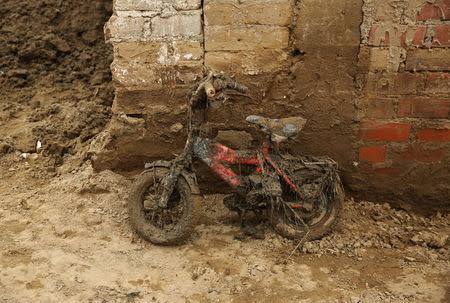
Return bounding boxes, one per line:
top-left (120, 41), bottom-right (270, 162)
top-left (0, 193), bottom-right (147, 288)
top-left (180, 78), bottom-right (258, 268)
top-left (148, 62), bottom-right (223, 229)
top-left (128, 165), bottom-right (200, 245)
top-left (268, 160), bottom-right (344, 241)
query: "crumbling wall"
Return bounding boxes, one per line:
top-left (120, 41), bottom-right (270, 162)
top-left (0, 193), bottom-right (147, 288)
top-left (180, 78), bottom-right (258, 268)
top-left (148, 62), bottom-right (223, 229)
top-left (353, 0), bottom-right (449, 211)
top-left (97, 0), bottom-right (449, 212)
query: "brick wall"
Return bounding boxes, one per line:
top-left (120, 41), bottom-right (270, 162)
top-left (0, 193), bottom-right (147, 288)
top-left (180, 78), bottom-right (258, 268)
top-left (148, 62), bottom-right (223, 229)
top-left (355, 0), bottom-right (449, 210)
top-left (100, 0), bottom-right (449, 212)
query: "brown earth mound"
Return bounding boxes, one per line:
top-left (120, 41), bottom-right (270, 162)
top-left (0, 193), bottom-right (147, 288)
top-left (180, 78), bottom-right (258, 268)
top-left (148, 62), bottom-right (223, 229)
top-left (0, 0), bottom-right (113, 173)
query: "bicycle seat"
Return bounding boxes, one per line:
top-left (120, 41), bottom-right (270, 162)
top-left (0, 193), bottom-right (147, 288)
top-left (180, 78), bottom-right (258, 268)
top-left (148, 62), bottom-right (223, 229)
top-left (246, 115), bottom-right (307, 142)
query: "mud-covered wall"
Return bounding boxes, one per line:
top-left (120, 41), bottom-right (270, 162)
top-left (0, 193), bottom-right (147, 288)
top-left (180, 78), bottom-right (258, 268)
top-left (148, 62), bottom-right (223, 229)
top-left (95, 0), bottom-right (449, 212)
top-left (353, 0), bottom-right (449, 211)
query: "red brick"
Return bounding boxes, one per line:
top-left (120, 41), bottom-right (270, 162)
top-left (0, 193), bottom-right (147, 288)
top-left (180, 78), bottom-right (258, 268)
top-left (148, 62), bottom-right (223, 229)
top-left (361, 165), bottom-right (372, 172)
top-left (417, 2), bottom-right (443, 21)
top-left (366, 73), bottom-right (424, 95)
top-left (432, 25), bottom-right (450, 47)
top-left (366, 99), bottom-right (395, 119)
top-left (393, 73), bottom-right (423, 94)
top-left (405, 49), bottom-right (450, 71)
top-left (368, 25), bottom-right (389, 46)
top-left (392, 145), bottom-right (416, 162)
top-left (417, 145), bottom-right (444, 162)
top-left (359, 145), bottom-right (387, 163)
top-left (425, 73), bottom-right (450, 93)
top-left (397, 98), bottom-right (450, 119)
top-left (373, 167), bottom-right (403, 177)
top-left (368, 25), bottom-right (425, 47)
top-left (359, 121), bottom-right (411, 142)
top-left (400, 27), bottom-right (426, 47)
top-left (417, 129), bottom-right (450, 142)
top-left (416, 1), bottom-right (450, 21)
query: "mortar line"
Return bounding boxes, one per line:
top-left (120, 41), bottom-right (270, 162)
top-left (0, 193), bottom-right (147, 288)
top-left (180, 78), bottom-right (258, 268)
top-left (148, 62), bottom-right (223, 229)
top-left (201, 0), bottom-right (206, 69)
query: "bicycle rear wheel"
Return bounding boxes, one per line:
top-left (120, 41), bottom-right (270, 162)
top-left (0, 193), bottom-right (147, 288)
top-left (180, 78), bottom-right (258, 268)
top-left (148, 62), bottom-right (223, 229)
top-left (268, 158), bottom-right (344, 240)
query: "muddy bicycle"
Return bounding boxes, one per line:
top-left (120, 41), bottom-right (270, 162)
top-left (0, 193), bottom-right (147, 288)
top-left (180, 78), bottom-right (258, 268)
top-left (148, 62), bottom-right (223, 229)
top-left (128, 71), bottom-right (344, 245)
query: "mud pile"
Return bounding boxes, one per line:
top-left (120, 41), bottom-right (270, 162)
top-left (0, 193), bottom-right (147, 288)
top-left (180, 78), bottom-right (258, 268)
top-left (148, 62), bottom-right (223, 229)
top-left (301, 199), bottom-right (449, 259)
top-left (0, 0), bottom-right (113, 172)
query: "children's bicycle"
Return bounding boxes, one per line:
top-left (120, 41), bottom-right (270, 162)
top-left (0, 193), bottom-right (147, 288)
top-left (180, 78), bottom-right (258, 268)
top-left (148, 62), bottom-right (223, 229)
top-left (128, 71), bottom-right (344, 245)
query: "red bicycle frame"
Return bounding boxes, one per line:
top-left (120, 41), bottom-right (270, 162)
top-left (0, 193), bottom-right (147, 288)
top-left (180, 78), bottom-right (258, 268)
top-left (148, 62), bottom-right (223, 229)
top-left (193, 137), bottom-right (305, 202)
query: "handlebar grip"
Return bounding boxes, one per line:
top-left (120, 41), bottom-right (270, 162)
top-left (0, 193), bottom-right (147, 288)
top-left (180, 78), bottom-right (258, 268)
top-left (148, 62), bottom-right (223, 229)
top-left (228, 81), bottom-right (248, 94)
top-left (204, 81), bottom-right (215, 98)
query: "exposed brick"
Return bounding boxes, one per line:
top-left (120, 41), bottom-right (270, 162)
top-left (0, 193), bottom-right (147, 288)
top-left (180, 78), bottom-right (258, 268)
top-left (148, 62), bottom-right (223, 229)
top-left (397, 98), bottom-right (450, 119)
top-left (172, 0), bottom-right (202, 10)
top-left (205, 27), bottom-right (259, 51)
top-left (393, 73), bottom-right (424, 94)
top-left (400, 26), bottom-right (426, 47)
top-left (373, 167), bottom-right (403, 177)
top-left (361, 164), bottom-right (372, 172)
top-left (243, 2), bottom-right (293, 26)
top-left (111, 41), bottom-right (202, 89)
top-left (105, 15), bottom-right (145, 42)
top-left (405, 49), bottom-right (450, 71)
top-left (432, 25), bottom-right (450, 47)
top-left (391, 144), bottom-right (443, 163)
top-left (368, 25), bottom-right (389, 46)
top-left (205, 27), bottom-right (289, 51)
top-left (115, 0), bottom-right (163, 11)
top-left (367, 72), bottom-right (426, 96)
top-left (416, 1), bottom-right (450, 21)
top-left (392, 145), bottom-right (416, 162)
top-left (359, 145), bottom-right (387, 163)
top-left (417, 145), bottom-right (444, 163)
top-left (369, 49), bottom-right (388, 72)
top-left (260, 27), bottom-right (290, 49)
top-left (205, 49), bottom-right (289, 75)
top-left (151, 12), bottom-right (202, 39)
top-left (173, 40), bottom-right (204, 62)
top-left (359, 121), bottom-right (411, 142)
top-left (366, 98), bottom-right (395, 119)
top-left (417, 129), bottom-right (450, 142)
top-left (204, 3), bottom-right (233, 26)
top-left (368, 25), bottom-right (425, 47)
top-left (113, 87), bottom-right (190, 115)
top-left (425, 73), bottom-right (450, 93)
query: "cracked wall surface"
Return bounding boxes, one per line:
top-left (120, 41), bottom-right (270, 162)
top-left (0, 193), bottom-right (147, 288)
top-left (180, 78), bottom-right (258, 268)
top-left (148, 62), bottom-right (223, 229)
top-left (354, 0), bottom-right (449, 212)
top-left (96, 0), bottom-right (449, 212)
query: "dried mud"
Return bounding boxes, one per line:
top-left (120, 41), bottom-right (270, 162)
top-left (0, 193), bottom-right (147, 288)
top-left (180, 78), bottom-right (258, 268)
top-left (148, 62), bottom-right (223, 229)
top-left (0, 154), bottom-right (448, 302)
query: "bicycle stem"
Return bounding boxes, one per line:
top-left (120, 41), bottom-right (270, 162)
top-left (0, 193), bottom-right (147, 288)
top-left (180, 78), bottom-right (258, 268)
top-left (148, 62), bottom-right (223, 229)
top-left (157, 77), bottom-right (211, 208)
top-left (158, 72), bottom-right (246, 208)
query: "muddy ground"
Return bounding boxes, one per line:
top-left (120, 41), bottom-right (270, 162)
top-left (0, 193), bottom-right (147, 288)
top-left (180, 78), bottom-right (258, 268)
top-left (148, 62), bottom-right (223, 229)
top-left (0, 153), bottom-right (449, 303)
top-left (0, 0), bottom-right (449, 302)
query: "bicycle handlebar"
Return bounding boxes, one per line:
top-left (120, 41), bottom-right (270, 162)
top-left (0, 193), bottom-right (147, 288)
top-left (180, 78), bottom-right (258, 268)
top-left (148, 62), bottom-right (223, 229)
top-left (227, 81), bottom-right (248, 94)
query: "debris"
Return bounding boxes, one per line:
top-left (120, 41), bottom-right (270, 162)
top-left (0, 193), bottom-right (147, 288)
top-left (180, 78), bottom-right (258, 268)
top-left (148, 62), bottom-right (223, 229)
top-left (36, 140), bottom-right (42, 152)
top-left (169, 123), bottom-right (183, 134)
top-left (0, 142), bottom-right (13, 154)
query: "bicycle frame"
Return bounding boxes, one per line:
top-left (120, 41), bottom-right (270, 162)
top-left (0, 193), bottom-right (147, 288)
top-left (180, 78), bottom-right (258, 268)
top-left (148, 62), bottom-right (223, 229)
top-left (192, 135), bottom-right (306, 203)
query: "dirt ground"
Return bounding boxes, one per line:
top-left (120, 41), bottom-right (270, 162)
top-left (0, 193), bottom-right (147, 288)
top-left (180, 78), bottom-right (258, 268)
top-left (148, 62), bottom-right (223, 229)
top-left (0, 0), bottom-right (449, 302)
top-left (0, 153), bottom-right (449, 303)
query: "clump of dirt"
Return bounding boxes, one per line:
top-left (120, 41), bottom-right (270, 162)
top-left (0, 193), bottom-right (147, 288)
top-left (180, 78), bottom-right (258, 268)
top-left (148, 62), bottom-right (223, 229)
top-left (0, 0), bottom-right (113, 173)
top-left (301, 199), bottom-right (449, 259)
